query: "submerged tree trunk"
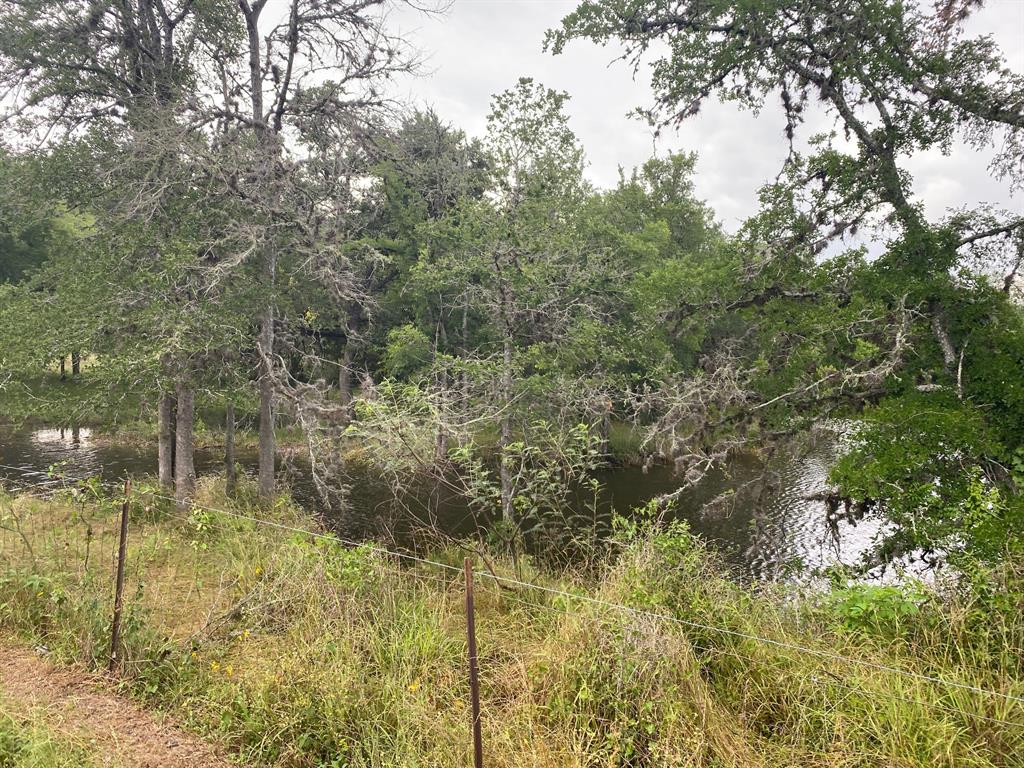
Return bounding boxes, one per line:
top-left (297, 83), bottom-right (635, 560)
top-left (158, 392), bottom-right (176, 489)
top-left (174, 379), bottom-right (196, 512)
top-left (225, 402), bottom-right (237, 495)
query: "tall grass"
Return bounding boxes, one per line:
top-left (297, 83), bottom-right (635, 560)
top-left (0, 699), bottom-right (98, 768)
top-left (1, 479), bottom-right (1022, 767)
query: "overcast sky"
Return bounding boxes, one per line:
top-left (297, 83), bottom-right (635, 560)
top-left (386, 0), bottom-right (1024, 233)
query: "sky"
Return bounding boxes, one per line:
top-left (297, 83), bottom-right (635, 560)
top-left (386, 0), bottom-right (1024, 233)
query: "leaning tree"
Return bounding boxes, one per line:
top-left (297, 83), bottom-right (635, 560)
top-left (550, 0), bottom-right (1024, 568)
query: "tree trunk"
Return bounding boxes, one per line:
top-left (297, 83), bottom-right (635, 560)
top-left (435, 353), bottom-right (449, 465)
top-left (71, 351), bottom-right (80, 376)
top-left (241, 1), bottom-right (275, 499)
top-left (435, 423), bottom-right (450, 464)
top-left (158, 392), bottom-right (176, 489)
top-left (225, 402), bottom-right (237, 495)
top-left (597, 397), bottom-right (612, 458)
top-left (59, 356), bottom-right (66, 381)
top-left (461, 296), bottom-right (471, 406)
top-left (432, 313), bottom-right (449, 463)
top-left (258, 253), bottom-right (276, 499)
top-left (499, 332), bottom-right (514, 524)
top-left (929, 301), bottom-right (957, 374)
top-left (174, 379), bottom-right (196, 512)
top-left (258, 341), bottom-right (275, 497)
top-left (437, 312), bottom-right (449, 349)
top-left (339, 339), bottom-right (354, 424)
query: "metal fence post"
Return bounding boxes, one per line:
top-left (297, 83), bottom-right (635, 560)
top-left (108, 478), bottom-right (131, 672)
top-left (464, 557), bottom-right (484, 768)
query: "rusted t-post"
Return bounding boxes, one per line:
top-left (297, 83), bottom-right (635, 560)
top-left (108, 478), bottom-right (131, 672)
top-left (464, 557), bottom-right (484, 768)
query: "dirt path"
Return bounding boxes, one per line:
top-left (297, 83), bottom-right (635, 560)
top-left (0, 642), bottom-right (232, 768)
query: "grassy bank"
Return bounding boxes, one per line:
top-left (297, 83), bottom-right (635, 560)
top-left (1, 479), bottom-right (1022, 767)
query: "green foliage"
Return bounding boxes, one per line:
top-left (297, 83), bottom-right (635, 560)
top-left (826, 582), bottom-right (929, 637)
top-left (382, 324), bottom-right (433, 379)
top-left (546, 0), bottom-right (1024, 575)
top-left (830, 394), bottom-right (1024, 565)
top-left (452, 420), bottom-right (604, 544)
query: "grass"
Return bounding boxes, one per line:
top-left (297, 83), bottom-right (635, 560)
top-left (606, 421), bottom-right (646, 464)
top-left (0, 699), bottom-right (99, 768)
top-left (1, 478), bottom-right (1022, 767)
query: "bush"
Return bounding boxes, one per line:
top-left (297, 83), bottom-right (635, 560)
top-left (826, 582), bottom-right (929, 636)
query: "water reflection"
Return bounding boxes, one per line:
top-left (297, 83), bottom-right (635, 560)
top-left (0, 421), bottom-right (885, 579)
top-left (30, 426), bottom-right (91, 447)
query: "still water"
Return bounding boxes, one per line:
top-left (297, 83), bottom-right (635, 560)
top-left (0, 423), bottom-right (886, 579)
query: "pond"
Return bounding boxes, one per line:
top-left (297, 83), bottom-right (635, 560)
top-left (0, 422), bottom-right (886, 579)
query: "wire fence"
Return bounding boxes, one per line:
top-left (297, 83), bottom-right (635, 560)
top-left (2, 467), bottom-right (1024, 765)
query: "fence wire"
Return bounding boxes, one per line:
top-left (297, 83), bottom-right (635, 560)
top-left (1, 472), bottom-right (1023, 740)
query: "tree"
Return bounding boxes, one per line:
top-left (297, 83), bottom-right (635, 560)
top-left (310, 108), bottom-right (490, 423)
top-left (445, 79), bottom-right (594, 525)
top-left (183, 0), bottom-right (443, 498)
top-left (0, 0), bottom-right (244, 509)
top-left (550, 0), bottom-right (1024, 567)
top-left (0, 155), bottom-right (53, 285)
top-left (0, 0), bottom-right (440, 508)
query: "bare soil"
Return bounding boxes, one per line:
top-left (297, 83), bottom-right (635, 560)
top-left (0, 641), bottom-right (232, 768)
